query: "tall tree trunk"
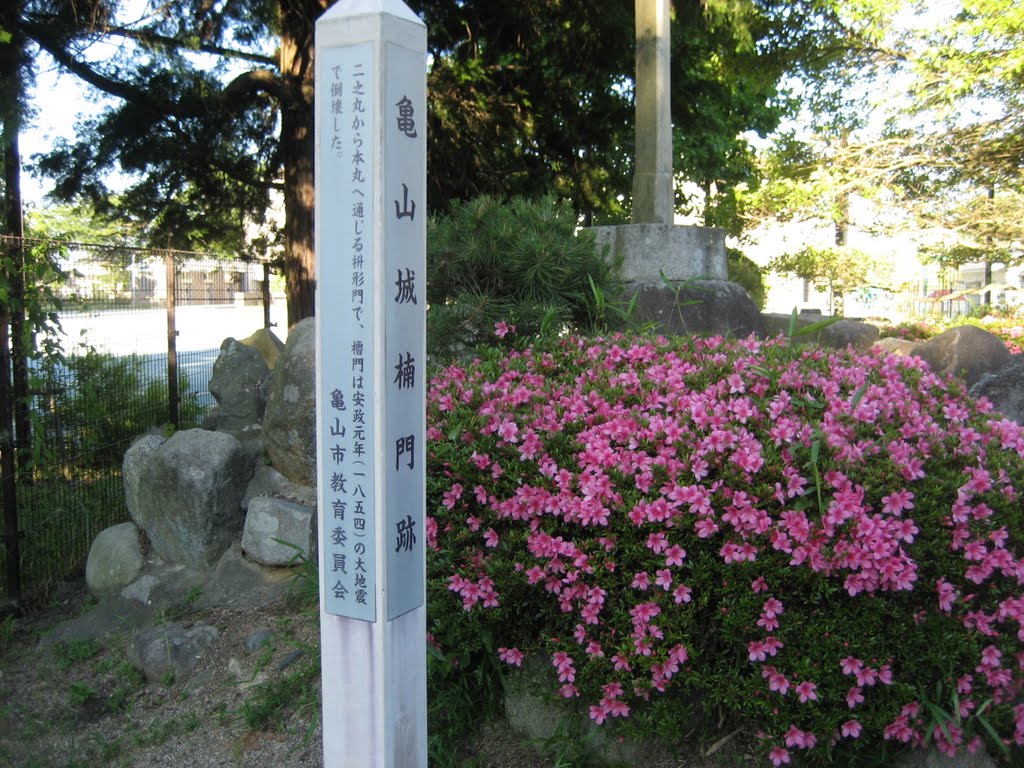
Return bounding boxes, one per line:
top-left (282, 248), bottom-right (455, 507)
top-left (0, 0), bottom-right (26, 605)
top-left (278, 0), bottom-right (323, 327)
top-left (833, 189), bottom-right (850, 316)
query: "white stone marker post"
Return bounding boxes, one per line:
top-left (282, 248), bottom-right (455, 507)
top-left (314, 2), bottom-right (427, 766)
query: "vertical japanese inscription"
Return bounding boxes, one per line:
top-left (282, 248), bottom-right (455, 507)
top-left (318, 44), bottom-right (376, 621)
top-left (384, 42), bottom-right (426, 620)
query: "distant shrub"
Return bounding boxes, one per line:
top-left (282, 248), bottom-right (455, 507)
top-left (427, 333), bottom-right (1024, 765)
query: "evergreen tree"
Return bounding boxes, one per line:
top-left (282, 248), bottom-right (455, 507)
top-left (16, 0), bottom-right (890, 323)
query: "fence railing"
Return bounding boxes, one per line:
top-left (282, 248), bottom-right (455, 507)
top-left (1, 235), bottom-right (286, 607)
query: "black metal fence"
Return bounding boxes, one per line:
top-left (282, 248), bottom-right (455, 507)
top-left (0, 235), bottom-right (284, 607)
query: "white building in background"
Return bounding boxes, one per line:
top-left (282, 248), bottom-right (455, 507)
top-left (738, 194), bottom-right (1023, 322)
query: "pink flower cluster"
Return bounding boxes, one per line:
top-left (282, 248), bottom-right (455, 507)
top-left (427, 334), bottom-right (1024, 759)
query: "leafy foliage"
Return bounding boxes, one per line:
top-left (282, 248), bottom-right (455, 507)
top-left (727, 248), bottom-right (766, 310)
top-left (427, 333), bottom-right (1024, 764)
top-left (769, 245), bottom-right (877, 314)
top-left (30, 349), bottom-right (202, 469)
top-left (426, 195), bottom-right (625, 361)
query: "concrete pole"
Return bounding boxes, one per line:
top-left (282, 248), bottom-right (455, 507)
top-left (632, 0), bottom-right (674, 224)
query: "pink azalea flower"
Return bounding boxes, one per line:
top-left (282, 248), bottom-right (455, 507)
top-left (494, 321), bottom-right (515, 338)
top-left (846, 686), bottom-right (864, 709)
top-left (841, 720), bottom-right (862, 738)
top-left (795, 681), bottom-right (818, 703)
top-left (498, 646), bottom-right (524, 666)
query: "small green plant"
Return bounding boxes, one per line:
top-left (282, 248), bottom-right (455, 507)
top-left (277, 539), bottom-right (319, 612)
top-left (239, 643), bottom-right (320, 733)
top-left (86, 731), bottom-right (123, 762)
top-left (0, 614), bottom-right (14, 643)
top-left (53, 639), bottom-right (100, 671)
top-left (68, 682), bottom-right (97, 708)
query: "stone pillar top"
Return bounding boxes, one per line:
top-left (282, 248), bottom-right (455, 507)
top-left (632, 0), bottom-right (673, 225)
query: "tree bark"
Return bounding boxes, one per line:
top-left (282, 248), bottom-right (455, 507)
top-left (278, 0), bottom-right (322, 327)
top-left (0, 0), bottom-right (26, 605)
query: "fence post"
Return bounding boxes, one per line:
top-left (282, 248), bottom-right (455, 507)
top-left (165, 253), bottom-right (179, 429)
top-left (262, 263), bottom-right (272, 329)
top-left (0, 300), bottom-right (21, 609)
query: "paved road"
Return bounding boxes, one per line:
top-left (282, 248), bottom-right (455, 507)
top-left (54, 303), bottom-right (290, 410)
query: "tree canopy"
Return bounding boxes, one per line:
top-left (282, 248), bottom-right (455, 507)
top-left (743, 0), bottom-right (1024, 280)
top-left (6, 0), bottom-right (911, 323)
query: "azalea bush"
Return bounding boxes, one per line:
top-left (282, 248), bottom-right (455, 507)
top-left (426, 331), bottom-right (1024, 765)
top-left (877, 315), bottom-right (1024, 354)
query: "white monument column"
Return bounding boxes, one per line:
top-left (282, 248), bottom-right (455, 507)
top-left (632, 0), bottom-right (673, 224)
top-left (314, 2), bottom-right (427, 766)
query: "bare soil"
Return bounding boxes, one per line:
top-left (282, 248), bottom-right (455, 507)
top-left (0, 582), bottom-right (762, 768)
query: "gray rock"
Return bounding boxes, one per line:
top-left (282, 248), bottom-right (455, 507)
top-left (503, 655), bottom-right (662, 765)
top-left (245, 629), bottom-right (274, 653)
top-left (242, 496), bottom-right (316, 567)
top-left (910, 325), bottom-right (1012, 388)
top-left (818, 319), bottom-right (880, 352)
top-left (123, 433), bottom-right (166, 524)
top-left (128, 622), bottom-right (219, 683)
top-left (239, 327), bottom-right (286, 370)
top-left (197, 542), bottom-right (293, 610)
top-left (761, 313), bottom-right (878, 351)
top-left (135, 429), bottom-right (253, 569)
top-left (242, 464), bottom-right (317, 511)
top-left (627, 279), bottom-right (764, 338)
top-left (39, 597), bottom-right (155, 648)
top-left (897, 747), bottom-right (998, 768)
top-left (874, 337), bottom-right (916, 357)
top-left (208, 337), bottom-right (271, 445)
top-left (277, 648), bottom-right (305, 671)
top-left (85, 523), bottom-right (145, 599)
top-left (970, 354), bottom-right (1024, 425)
top-left (121, 557), bottom-right (206, 610)
top-left (262, 317), bottom-right (317, 485)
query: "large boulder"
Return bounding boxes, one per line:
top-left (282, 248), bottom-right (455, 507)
top-left (207, 337), bottom-right (271, 446)
top-left (239, 326), bottom-right (286, 370)
top-left (123, 432), bottom-right (166, 524)
top-left (85, 522), bottom-right (145, 599)
top-left (970, 354), bottom-right (1024, 425)
top-left (197, 542), bottom-right (294, 610)
top-left (262, 317), bottom-right (316, 485)
top-left (241, 496), bottom-right (316, 566)
top-left (242, 464), bottom-right (317, 511)
top-left (627, 279), bottom-right (765, 338)
top-left (128, 622), bottom-right (220, 683)
top-left (135, 429), bottom-right (252, 569)
top-left (761, 314), bottom-right (879, 351)
top-left (910, 325), bottom-right (1012, 388)
top-left (874, 337), bottom-right (916, 357)
top-left (818, 319), bottom-right (879, 352)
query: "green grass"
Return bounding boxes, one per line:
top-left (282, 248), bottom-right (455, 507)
top-left (52, 638), bottom-right (100, 671)
top-left (238, 641), bottom-right (321, 738)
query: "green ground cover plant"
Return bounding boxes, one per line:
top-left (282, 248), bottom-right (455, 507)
top-left (426, 330), bottom-right (1024, 766)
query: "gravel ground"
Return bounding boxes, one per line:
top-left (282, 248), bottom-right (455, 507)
top-left (0, 582), bottom-right (762, 768)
